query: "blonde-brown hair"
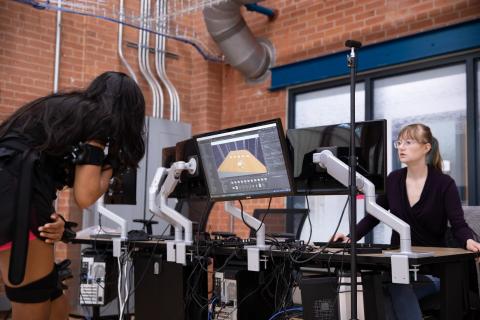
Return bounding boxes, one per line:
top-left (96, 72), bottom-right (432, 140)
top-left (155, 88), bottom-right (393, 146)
top-left (397, 123), bottom-right (443, 171)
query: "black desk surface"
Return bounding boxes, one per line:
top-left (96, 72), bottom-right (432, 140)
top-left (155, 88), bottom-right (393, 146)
top-left (72, 235), bottom-right (477, 266)
top-left (73, 235), bottom-right (478, 320)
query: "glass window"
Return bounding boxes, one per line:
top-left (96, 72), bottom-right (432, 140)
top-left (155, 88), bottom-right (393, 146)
top-left (295, 83), bottom-right (365, 128)
top-left (477, 60), bottom-right (480, 191)
top-left (294, 84), bottom-right (366, 242)
top-left (373, 64), bottom-right (467, 242)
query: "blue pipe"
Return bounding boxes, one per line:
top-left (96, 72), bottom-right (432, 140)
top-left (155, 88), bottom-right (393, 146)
top-left (245, 4), bottom-right (278, 20)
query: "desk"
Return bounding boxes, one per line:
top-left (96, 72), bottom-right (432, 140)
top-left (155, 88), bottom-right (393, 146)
top-left (73, 237), bottom-right (477, 320)
top-left (73, 237), bottom-right (207, 320)
top-left (367, 247), bottom-right (476, 320)
top-left (203, 245), bottom-right (478, 320)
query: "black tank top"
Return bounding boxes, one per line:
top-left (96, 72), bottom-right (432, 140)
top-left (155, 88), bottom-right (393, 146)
top-left (0, 133), bottom-right (73, 244)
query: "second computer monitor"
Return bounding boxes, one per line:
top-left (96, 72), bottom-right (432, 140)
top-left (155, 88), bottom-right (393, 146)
top-left (195, 119), bottom-right (293, 201)
top-left (286, 119), bottom-right (387, 195)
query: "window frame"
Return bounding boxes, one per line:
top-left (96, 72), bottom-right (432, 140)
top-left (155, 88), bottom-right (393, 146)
top-left (288, 49), bottom-right (480, 204)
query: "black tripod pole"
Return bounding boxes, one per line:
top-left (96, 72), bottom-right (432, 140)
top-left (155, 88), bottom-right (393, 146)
top-left (345, 39), bottom-right (362, 320)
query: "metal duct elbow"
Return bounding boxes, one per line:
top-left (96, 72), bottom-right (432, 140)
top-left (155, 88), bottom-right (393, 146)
top-left (203, 0), bottom-right (274, 81)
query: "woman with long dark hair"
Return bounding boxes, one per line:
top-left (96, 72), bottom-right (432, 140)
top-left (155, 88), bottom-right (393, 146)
top-left (0, 71), bottom-right (146, 319)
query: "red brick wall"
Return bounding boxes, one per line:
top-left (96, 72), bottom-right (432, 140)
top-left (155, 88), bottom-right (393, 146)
top-left (206, 0), bottom-right (480, 234)
top-left (0, 0), bottom-right (55, 297)
top-left (1, 0), bottom-right (479, 302)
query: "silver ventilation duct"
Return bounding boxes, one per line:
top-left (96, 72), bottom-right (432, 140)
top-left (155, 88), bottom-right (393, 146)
top-left (203, 0), bottom-right (274, 81)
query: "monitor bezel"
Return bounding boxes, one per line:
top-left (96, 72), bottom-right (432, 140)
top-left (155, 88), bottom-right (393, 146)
top-left (194, 118), bottom-right (294, 202)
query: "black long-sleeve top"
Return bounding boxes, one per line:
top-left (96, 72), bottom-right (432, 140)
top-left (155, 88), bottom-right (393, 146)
top-left (357, 165), bottom-right (474, 248)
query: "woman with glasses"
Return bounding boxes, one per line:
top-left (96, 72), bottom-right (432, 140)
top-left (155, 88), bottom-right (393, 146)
top-left (334, 123), bottom-right (480, 319)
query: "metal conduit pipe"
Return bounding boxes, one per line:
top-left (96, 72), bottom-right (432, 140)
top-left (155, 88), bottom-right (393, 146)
top-left (144, 0), bottom-right (164, 118)
top-left (162, 0), bottom-right (180, 121)
top-left (118, 0), bottom-right (138, 83)
top-left (155, 0), bottom-right (180, 122)
top-left (203, 0), bottom-right (274, 81)
top-left (53, 0), bottom-right (62, 212)
top-left (138, 0), bottom-right (163, 118)
top-left (53, 0), bottom-right (62, 93)
top-left (153, 0), bottom-right (167, 118)
top-left (144, 0), bottom-right (163, 118)
top-left (161, 0), bottom-right (180, 122)
top-left (155, 0), bottom-right (170, 120)
top-left (138, 0), bottom-right (157, 116)
top-left (164, 0), bottom-right (181, 121)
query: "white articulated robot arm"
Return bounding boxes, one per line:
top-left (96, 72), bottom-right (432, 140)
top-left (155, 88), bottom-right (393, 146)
top-left (148, 158), bottom-right (197, 244)
top-left (224, 201), bottom-right (268, 272)
top-left (313, 150), bottom-right (431, 257)
top-left (224, 201), bottom-right (267, 249)
top-left (149, 167), bottom-right (178, 229)
top-left (97, 196), bottom-right (128, 240)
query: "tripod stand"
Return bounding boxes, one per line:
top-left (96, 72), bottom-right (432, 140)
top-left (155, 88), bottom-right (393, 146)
top-left (345, 39), bottom-right (362, 320)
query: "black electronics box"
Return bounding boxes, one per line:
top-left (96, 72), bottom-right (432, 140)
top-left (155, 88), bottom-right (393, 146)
top-left (299, 276), bottom-right (339, 320)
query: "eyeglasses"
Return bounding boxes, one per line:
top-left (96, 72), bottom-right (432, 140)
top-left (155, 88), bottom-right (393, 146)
top-left (393, 139), bottom-right (418, 149)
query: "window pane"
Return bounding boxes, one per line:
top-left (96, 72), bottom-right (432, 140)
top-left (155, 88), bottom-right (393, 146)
top-left (478, 60), bottom-right (480, 198)
top-left (373, 64), bottom-right (467, 242)
top-left (294, 84), bottom-right (366, 242)
top-left (295, 83), bottom-right (365, 128)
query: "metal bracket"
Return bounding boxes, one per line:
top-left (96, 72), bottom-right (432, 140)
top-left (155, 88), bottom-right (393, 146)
top-left (126, 41), bottom-right (179, 59)
top-left (409, 264), bottom-right (421, 282)
top-left (260, 255), bottom-right (268, 270)
top-left (187, 250), bottom-right (195, 263)
top-left (166, 240), bottom-right (176, 262)
top-left (247, 247), bottom-right (260, 272)
top-left (176, 242), bottom-right (187, 265)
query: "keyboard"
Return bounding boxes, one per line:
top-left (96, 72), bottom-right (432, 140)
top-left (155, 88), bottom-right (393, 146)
top-left (149, 234), bottom-right (175, 241)
top-left (90, 233), bottom-right (121, 239)
top-left (313, 242), bottom-right (399, 254)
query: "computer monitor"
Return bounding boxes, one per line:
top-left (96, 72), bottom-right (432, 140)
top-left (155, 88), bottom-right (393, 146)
top-left (195, 119), bottom-right (293, 201)
top-left (249, 208), bottom-right (309, 240)
top-left (174, 198), bottom-right (214, 234)
top-left (103, 168), bottom-right (137, 204)
top-left (286, 119), bottom-right (386, 195)
top-left (162, 138), bottom-right (209, 199)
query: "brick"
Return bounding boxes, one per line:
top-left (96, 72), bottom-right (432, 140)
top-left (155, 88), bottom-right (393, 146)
top-left (410, 18), bottom-right (434, 30)
top-left (365, 0), bottom-right (386, 11)
top-left (434, 12), bottom-right (461, 24)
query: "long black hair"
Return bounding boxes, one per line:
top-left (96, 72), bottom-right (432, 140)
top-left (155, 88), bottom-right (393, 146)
top-left (0, 71), bottom-right (146, 170)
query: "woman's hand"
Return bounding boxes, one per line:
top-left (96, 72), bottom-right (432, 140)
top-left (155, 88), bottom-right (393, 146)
top-left (331, 232), bottom-right (351, 243)
top-left (38, 213), bottom-right (65, 244)
top-left (466, 238), bottom-right (480, 253)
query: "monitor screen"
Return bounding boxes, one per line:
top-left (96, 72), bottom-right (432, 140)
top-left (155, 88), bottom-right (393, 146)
top-left (195, 119), bottom-right (293, 201)
top-left (286, 119), bottom-right (386, 195)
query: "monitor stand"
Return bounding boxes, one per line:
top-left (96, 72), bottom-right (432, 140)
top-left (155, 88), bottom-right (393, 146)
top-left (224, 201), bottom-right (269, 272)
top-left (313, 150), bottom-right (433, 284)
top-left (149, 160), bottom-right (196, 265)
